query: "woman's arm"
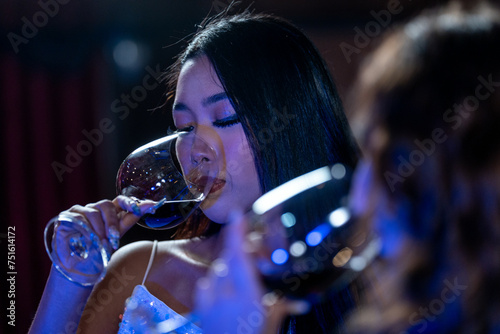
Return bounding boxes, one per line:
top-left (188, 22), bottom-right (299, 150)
top-left (29, 197), bottom-right (153, 333)
top-left (29, 266), bottom-right (93, 333)
top-left (30, 241), bottom-right (151, 334)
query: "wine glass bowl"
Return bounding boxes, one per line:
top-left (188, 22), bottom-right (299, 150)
top-left (250, 164), bottom-right (380, 302)
top-left (44, 131), bottom-right (218, 286)
top-left (116, 131), bottom-right (218, 229)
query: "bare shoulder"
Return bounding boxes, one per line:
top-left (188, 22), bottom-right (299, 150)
top-left (78, 240), bottom-right (155, 333)
top-left (78, 236), bottom-right (222, 332)
top-left (100, 240), bottom-right (157, 288)
top-left (145, 237), bottom-right (223, 312)
top-left (110, 239), bottom-right (156, 269)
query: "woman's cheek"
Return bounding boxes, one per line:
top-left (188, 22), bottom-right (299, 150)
top-left (226, 141), bottom-right (254, 176)
top-left (227, 160), bottom-right (243, 175)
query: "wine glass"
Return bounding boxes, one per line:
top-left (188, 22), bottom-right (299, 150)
top-left (44, 131), bottom-right (218, 286)
top-left (248, 164), bottom-right (380, 303)
top-left (116, 131), bottom-right (218, 229)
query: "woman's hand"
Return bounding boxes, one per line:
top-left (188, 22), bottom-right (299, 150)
top-left (64, 195), bottom-right (161, 250)
top-left (194, 211), bottom-right (310, 334)
top-left (65, 196), bottom-right (133, 249)
top-left (50, 195), bottom-right (162, 278)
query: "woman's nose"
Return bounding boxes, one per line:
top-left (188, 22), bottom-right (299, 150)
top-left (191, 148), bottom-right (211, 165)
top-left (190, 135), bottom-right (216, 166)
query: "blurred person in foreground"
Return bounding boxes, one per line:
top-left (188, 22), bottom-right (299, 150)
top-left (195, 1), bottom-right (500, 333)
top-left (347, 1), bottom-right (500, 332)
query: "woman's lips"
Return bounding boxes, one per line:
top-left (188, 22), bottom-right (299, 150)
top-left (192, 176), bottom-right (226, 194)
top-left (209, 178), bottom-right (226, 194)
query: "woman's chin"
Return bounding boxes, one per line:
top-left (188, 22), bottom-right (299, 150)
top-left (200, 200), bottom-right (229, 224)
top-left (201, 210), bottom-right (228, 225)
top-left (200, 191), bottom-right (261, 224)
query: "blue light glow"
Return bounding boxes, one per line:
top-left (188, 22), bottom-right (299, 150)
top-left (271, 248), bottom-right (289, 265)
top-left (305, 223), bottom-right (332, 247)
top-left (281, 212), bottom-right (296, 228)
top-left (306, 232), bottom-right (322, 246)
top-left (113, 40), bottom-right (139, 69)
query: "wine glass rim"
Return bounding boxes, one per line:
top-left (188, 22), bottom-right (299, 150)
top-left (130, 131), bottom-right (188, 155)
top-left (252, 164), bottom-right (349, 216)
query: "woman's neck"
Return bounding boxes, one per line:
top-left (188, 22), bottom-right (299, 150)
top-left (181, 228), bottom-right (227, 265)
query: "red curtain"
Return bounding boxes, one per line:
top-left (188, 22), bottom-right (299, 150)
top-left (1, 52), bottom-right (108, 333)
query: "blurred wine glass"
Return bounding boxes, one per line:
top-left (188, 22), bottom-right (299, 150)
top-left (249, 164), bottom-right (380, 302)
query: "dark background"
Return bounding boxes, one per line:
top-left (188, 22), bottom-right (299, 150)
top-left (0, 0), bottom-right (482, 332)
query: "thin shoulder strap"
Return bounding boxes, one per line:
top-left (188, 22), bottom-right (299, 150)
top-left (142, 240), bottom-right (158, 286)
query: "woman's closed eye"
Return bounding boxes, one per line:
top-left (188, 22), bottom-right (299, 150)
top-left (213, 114), bottom-right (240, 128)
top-left (173, 114), bottom-right (240, 132)
top-left (169, 124), bottom-right (194, 134)
top-left (177, 125), bottom-right (195, 132)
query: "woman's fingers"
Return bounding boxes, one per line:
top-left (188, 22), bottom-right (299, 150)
top-left (68, 204), bottom-right (108, 239)
top-left (114, 195), bottom-right (163, 218)
top-left (65, 196), bottom-right (160, 252)
top-left (112, 195), bottom-right (167, 240)
top-left (89, 200), bottom-right (120, 236)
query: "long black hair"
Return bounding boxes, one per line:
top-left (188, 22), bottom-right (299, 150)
top-left (169, 12), bottom-right (359, 192)
top-left (167, 10), bottom-right (360, 333)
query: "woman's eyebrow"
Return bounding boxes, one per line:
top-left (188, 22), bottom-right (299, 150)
top-left (173, 92), bottom-right (228, 112)
top-left (202, 92), bottom-right (228, 107)
top-left (172, 102), bottom-right (188, 112)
